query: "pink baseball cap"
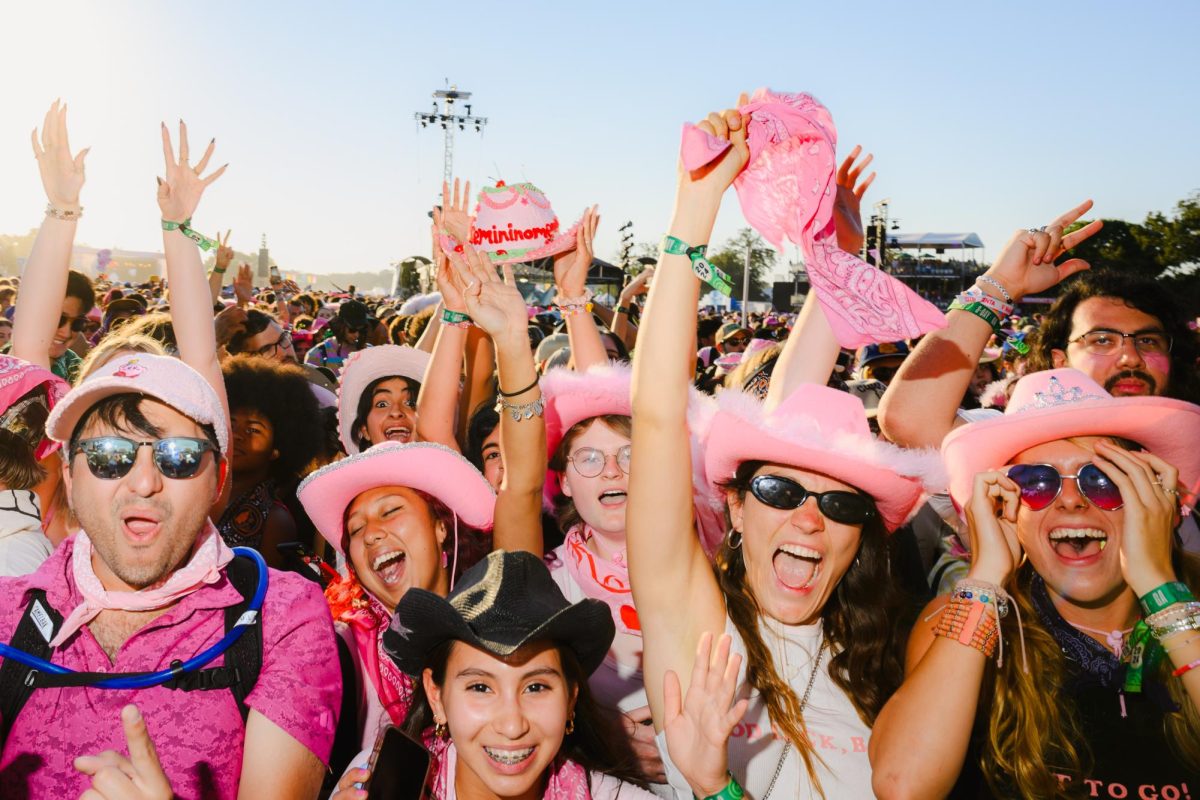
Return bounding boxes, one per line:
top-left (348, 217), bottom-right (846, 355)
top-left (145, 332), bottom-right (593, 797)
top-left (942, 368), bottom-right (1200, 513)
top-left (45, 353), bottom-right (229, 453)
top-left (704, 384), bottom-right (943, 531)
top-left (296, 441), bottom-right (495, 551)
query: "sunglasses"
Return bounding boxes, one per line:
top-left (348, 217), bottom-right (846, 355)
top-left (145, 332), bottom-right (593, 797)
top-left (1006, 463), bottom-right (1123, 511)
top-left (70, 436), bottom-right (217, 480)
top-left (723, 337), bottom-right (749, 347)
top-left (58, 313), bottom-right (88, 333)
top-left (568, 445), bottom-right (632, 478)
top-left (749, 475), bottom-right (877, 525)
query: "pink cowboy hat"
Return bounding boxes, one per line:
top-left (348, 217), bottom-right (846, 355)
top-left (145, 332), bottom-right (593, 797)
top-left (942, 368), bottom-right (1200, 513)
top-left (296, 441), bottom-right (495, 551)
top-left (704, 385), bottom-right (943, 531)
top-left (0, 354), bottom-right (70, 459)
top-left (440, 181), bottom-right (585, 265)
top-left (541, 362), bottom-right (726, 554)
top-left (337, 345), bottom-right (432, 454)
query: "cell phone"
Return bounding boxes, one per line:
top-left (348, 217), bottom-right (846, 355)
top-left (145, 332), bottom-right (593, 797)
top-left (270, 263), bottom-right (281, 283)
top-left (365, 725), bottom-right (432, 800)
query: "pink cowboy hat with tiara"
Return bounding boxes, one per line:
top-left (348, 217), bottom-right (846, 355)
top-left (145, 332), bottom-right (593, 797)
top-left (704, 384), bottom-right (944, 532)
top-left (541, 362), bottom-right (726, 555)
top-left (297, 441), bottom-right (495, 552)
top-left (337, 345), bottom-right (432, 454)
top-left (440, 181), bottom-right (585, 265)
top-left (942, 368), bottom-right (1200, 514)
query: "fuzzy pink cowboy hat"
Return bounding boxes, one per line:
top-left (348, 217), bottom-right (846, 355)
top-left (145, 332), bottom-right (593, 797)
top-left (0, 354), bottom-right (70, 459)
top-left (296, 441), bottom-right (495, 551)
top-left (942, 368), bottom-right (1200, 513)
top-left (704, 384), bottom-right (943, 531)
top-left (540, 362), bottom-right (726, 555)
top-left (337, 345), bottom-right (432, 454)
top-left (440, 181), bottom-right (584, 265)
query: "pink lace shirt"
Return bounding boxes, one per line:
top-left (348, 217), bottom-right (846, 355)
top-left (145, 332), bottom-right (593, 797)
top-left (0, 537), bottom-right (341, 799)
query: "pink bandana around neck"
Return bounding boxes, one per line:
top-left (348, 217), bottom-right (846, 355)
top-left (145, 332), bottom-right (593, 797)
top-left (50, 522), bottom-right (235, 648)
top-left (425, 732), bottom-right (592, 800)
top-left (563, 525), bottom-right (639, 637)
top-left (347, 595), bottom-right (414, 727)
top-left (679, 88), bottom-right (947, 348)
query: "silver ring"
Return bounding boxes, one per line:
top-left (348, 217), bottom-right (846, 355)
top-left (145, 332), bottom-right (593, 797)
top-left (1027, 226), bottom-right (1047, 234)
top-left (1164, 487), bottom-right (1179, 496)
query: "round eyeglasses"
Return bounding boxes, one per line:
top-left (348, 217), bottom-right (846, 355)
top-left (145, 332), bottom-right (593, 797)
top-left (567, 445), bottom-right (632, 478)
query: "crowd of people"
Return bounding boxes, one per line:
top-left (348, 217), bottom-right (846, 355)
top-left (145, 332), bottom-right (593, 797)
top-left (0, 93), bottom-right (1198, 799)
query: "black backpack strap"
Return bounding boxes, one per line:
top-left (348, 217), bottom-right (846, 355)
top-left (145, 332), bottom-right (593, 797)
top-left (0, 589), bottom-right (63, 744)
top-left (159, 553), bottom-right (263, 722)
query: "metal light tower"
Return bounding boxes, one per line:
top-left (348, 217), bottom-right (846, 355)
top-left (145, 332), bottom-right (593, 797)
top-left (414, 83), bottom-right (488, 193)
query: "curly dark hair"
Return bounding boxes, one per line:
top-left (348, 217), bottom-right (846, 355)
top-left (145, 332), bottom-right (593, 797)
top-left (1027, 269), bottom-right (1200, 403)
top-left (717, 460), bottom-right (910, 796)
top-left (222, 355), bottom-right (324, 484)
top-left (226, 310), bottom-right (278, 355)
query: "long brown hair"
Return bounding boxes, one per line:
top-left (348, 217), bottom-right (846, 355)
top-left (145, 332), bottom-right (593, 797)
top-left (984, 552), bottom-right (1200, 796)
top-left (718, 460), bottom-right (910, 796)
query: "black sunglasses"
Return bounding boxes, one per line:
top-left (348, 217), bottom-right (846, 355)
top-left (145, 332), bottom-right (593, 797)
top-left (749, 475), bottom-right (876, 525)
top-left (70, 436), bottom-right (217, 480)
top-left (58, 313), bottom-right (88, 333)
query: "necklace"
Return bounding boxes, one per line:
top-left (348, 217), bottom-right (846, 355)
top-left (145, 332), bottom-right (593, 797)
top-left (761, 632), bottom-right (825, 800)
top-left (1062, 618), bottom-right (1135, 658)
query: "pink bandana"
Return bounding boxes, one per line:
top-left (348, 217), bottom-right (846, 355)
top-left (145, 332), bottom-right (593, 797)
top-left (680, 88), bottom-right (947, 348)
top-left (425, 732), bottom-right (592, 800)
top-left (562, 526), bottom-right (639, 637)
top-left (345, 595), bottom-right (414, 727)
top-left (50, 522), bottom-right (235, 648)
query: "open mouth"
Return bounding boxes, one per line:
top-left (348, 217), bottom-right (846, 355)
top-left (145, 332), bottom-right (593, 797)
top-left (1048, 527), bottom-right (1108, 561)
top-left (483, 745), bottom-right (536, 770)
top-left (773, 543), bottom-right (822, 591)
top-left (121, 512), bottom-right (163, 543)
top-left (383, 425), bottom-right (412, 443)
top-left (598, 489), bottom-right (626, 508)
top-left (372, 549), bottom-right (407, 585)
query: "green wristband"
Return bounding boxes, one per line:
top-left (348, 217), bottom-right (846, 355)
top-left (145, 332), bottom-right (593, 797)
top-left (441, 309), bottom-right (471, 325)
top-left (948, 300), bottom-right (1001, 333)
top-left (163, 218), bottom-right (218, 252)
top-left (662, 235), bottom-right (733, 297)
top-left (1139, 581), bottom-right (1196, 616)
top-left (615, 305), bottom-right (631, 315)
top-left (696, 774), bottom-right (744, 800)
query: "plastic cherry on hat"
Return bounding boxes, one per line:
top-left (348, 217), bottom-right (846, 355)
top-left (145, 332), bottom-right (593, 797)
top-left (496, 250), bottom-right (507, 256)
top-left (496, 180), bottom-right (506, 187)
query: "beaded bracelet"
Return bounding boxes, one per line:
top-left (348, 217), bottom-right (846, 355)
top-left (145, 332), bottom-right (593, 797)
top-left (555, 289), bottom-right (594, 316)
top-left (977, 275), bottom-right (1014, 305)
top-left (46, 203), bottom-right (83, 221)
top-left (933, 595), bottom-right (999, 658)
top-left (951, 580), bottom-right (1010, 618)
top-left (1147, 602), bottom-right (1200, 639)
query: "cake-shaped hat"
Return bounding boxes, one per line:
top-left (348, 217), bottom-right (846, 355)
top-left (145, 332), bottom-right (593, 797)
top-left (443, 181), bottom-right (583, 265)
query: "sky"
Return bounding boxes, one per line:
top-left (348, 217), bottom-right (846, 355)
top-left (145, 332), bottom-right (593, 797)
top-left (1, 0), bottom-right (1198, 279)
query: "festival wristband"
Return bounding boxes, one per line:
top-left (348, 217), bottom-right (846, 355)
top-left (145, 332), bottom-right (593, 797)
top-left (1005, 334), bottom-right (1030, 356)
top-left (615, 305), bottom-right (631, 315)
top-left (1139, 581), bottom-right (1196, 616)
top-left (697, 773), bottom-right (744, 800)
top-left (441, 309), bottom-right (472, 327)
top-left (947, 299), bottom-right (1002, 334)
top-left (162, 218), bottom-right (219, 252)
top-left (1173, 657), bottom-right (1200, 678)
top-left (1123, 619), bottom-right (1165, 694)
top-left (957, 286), bottom-right (1014, 319)
top-left (662, 235), bottom-right (733, 296)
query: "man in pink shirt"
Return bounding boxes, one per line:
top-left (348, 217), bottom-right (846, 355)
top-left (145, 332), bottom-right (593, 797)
top-left (0, 354), bottom-right (340, 799)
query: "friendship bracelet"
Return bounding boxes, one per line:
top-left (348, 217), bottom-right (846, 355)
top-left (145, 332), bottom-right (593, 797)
top-left (498, 377), bottom-right (539, 398)
top-left (45, 203), bottom-right (83, 221)
top-left (212, 266), bottom-right (227, 275)
top-left (441, 309), bottom-right (472, 328)
top-left (495, 394), bottom-right (545, 422)
top-left (697, 773), bottom-right (745, 800)
top-left (956, 286), bottom-right (1014, 319)
top-left (976, 275), bottom-right (1014, 305)
top-left (933, 596), bottom-right (999, 659)
top-left (162, 218), bottom-right (218, 251)
top-left (662, 235), bottom-right (733, 296)
top-left (1173, 657), bottom-right (1200, 678)
top-left (948, 299), bottom-right (1002, 335)
top-left (951, 581), bottom-right (1010, 618)
top-left (1139, 581), bottom-right (1196, 616)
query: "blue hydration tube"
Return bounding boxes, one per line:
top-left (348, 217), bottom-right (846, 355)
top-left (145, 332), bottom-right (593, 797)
top-left (0, 546), bottom-right (268, 690)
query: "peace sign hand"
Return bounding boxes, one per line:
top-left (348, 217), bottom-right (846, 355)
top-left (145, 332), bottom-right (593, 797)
top-left (964, 470), bottom-right (1023, 586)
top-left (552, 206), bottom-right (599, 297)
top-left (74, 705), bottom-right (173, 800)
top-left (31, 100), bottom-right (89, 212)
top-left (157, 120), bottom-right (227, 224)
top-left (447, 245), bottom-right (528, 348)
top-left (215, 230), bottom-right (234, 270)
top-left (982, 200), bottom-right (1104, 302)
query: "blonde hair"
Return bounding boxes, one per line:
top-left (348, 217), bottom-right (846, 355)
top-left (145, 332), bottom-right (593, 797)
top-left (77, 334), bottom-right (167, 382)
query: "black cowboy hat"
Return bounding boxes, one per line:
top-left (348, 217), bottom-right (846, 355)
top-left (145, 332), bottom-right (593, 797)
top-left (384, 550), bottom-right (615, 677)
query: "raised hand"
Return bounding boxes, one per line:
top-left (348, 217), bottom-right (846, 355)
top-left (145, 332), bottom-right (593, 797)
top-left (439, 178), bottom-right (474, 243)
top-left (1092, 440), bottom-right (1181, 596)
top-left (30, 100), bottom-right (89, 213)
top-left (981, 200), bottom-right (1104, 302)
top-left (157, 120), bottom-right (227, 224)
top-left (552, 206), bottom-right (599, 297)
top-left (663, 632), bottom-right (749, 799)
top-left (432, 222), bottom-right (467, 314)
top-left (833, 145), bottom-right (876, 255)
top-left (448, 245), bottom-right (528, 346)
top-left (215, 230), bottom-right (234, 271)
top-left (620, 266), bottom-right (654, 305)
top-left (232, 263), bottom-right (254, 306)
top-left (73, 705), bottom-right (173, 799)
top-left (678, 93), bottom-right (751, 204)
top-left (964, 470), bottom-right (1023, 586)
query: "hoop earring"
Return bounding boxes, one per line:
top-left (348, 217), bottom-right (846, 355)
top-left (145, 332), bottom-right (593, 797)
top-left (434, 720), bottom-right (449, 740)
top-left (726, 529), bottom-right (743, 550)
top-left (564, 713), bottom-right (575, 735)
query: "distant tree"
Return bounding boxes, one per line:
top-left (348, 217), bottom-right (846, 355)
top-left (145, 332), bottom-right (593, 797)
top-left (706, 228), bottom-right (775, 301)
top-left (1062, 218), bottom-right (1163, 279)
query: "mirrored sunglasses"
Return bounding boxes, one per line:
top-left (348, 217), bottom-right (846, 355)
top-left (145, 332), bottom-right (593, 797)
top-left (1006, 463), bottom-right (1123, 511)
top-left (70, 436), bottom-right (217, 480)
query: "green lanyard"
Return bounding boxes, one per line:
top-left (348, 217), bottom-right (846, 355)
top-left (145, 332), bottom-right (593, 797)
top-left (661, 235), bottom-right (733, 296)
top-left (162, 218), bottom-right (218, 251)
top-left (1123, 619), bottom-right (1163, 693)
